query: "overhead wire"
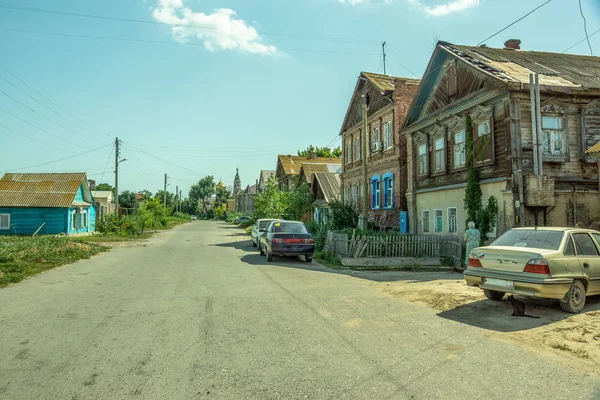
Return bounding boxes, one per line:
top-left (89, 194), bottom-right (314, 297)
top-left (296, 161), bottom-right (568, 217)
top-left (0, 122), bottom-right (68, 153)
top-left (124, 142), bottom-right (207, 177)
top-left (1, 143), bottom-right (112, 173)
top-left (0, 3), bottom-right (380, 45)
top-left (563, 28), bottom-right (600, 53)
top-left (476, 0), bottom-right (553, 46)
top-left (99, 142), bottom-right (115, 184)
top-left (578, 0), bottom-right (593, 56)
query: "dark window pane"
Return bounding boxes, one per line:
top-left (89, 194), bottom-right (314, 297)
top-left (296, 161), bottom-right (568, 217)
top-left (573, 233), bottom-right (600, 256)
top-left (564, 236), bottom-right (575, 256)
top-left (491, 229), bottom-right (564, 250)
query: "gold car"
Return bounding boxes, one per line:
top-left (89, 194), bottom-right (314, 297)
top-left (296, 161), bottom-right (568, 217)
top-left (464, 227), bottom-right (600, 313)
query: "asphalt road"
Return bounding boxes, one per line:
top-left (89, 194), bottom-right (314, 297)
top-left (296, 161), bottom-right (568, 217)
top-left (1, 221), bottom-right (599, 400)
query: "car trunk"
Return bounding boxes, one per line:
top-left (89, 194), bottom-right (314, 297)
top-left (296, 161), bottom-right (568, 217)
top-left (477, 246), bottom-right (549, 273)
top-left (273, 233), bottom-right (313, 251)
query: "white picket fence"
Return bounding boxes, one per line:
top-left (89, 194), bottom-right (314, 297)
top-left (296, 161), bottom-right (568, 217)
top-left (325, 231), bottom-right (463, 262)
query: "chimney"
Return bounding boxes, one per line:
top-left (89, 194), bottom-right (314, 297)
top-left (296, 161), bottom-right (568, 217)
top-left (504, 39), bottom-right (521, 50)
top-left (88, 179), bottom-right (96, 190)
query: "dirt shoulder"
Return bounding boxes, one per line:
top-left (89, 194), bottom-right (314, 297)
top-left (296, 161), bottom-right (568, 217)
top-left (359, 270), bottom-right (600, 372)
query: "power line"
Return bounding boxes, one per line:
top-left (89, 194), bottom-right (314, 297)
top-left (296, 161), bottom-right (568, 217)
top-left (0, 28), bottom-right (380, 56)
top-left (563, 28), bottom-right (600, 53)
top-left (0, 3), bottom-right (380, 45)
top-left (476, 0), bottom-right (553, 46)
top-left (133, 143), bottom-right (298, 153)
top-left (124, 142), bottom-right (206, 177)
top-left (1, 143), bottom-right (112, 173)
top-left (578, 0), bottom-right (593, 56)
top-left (0, 105), bottom-right (91, 149)
top-left (0, 63), bottom-right (112, 139)
top-left (99, 143), bottom-right (115, 184)
top-left (0, 122), bottom-right (67, 153)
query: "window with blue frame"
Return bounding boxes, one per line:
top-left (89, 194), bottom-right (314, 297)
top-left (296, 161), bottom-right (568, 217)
top-left (371, 175), bottom-right (380, 209)
top-left (383, 172), bottom-right (394, 209)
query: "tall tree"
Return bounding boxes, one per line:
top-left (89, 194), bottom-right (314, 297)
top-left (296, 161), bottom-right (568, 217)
top-left (154, 190), bottom-right (175, 208)
top-left (118, 190), bottom-right (138, 212)
top-left (215, 186), bottom-right (231, 208)
top-left (297, 145), bottom-right (342, 158)
top-left (95, 183), bottom-right (114, 192)
top-left (189, 176), bottom-right (216, 214)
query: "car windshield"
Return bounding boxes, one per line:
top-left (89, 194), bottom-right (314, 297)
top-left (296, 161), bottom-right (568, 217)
top-left (491, 229), bottom-right (564, 250)
top-left (259, 220), bottom-right (275, 229)
top-left (273, 222), bottom-right (308, 234)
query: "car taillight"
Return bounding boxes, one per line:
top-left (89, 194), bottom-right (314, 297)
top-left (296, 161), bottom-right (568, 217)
top-left (467, 255), bottom-right (482, 268)
top-left (273, 238), bottom-right (283, 244)
top-left (303, 239), bottom-right (314, 244)
top-left (524, 259), bottom-right (550, 274)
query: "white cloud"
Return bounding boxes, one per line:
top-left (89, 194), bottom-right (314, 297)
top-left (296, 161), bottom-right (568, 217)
top-left (409, 0), bottom-right (480, 17)
top-left (151, 1), bottom-right (276, 55)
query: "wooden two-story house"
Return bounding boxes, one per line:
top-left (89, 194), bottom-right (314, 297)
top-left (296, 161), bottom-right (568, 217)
top-left (402, 40), bottom-right (600, 236)
top-left (340, 72), bottom-right (419, 230)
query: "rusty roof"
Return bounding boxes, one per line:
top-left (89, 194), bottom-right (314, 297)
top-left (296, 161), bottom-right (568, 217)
top-left (0, 172), bottom-right (89, 208)
top-left (277, 155), bottom-right (341, 176)
top-left (313, 172), bottom-right (341, 204)
top-left (442, 43), bottom-right (600, 88)
top-left (362, 72), bottom-right (420, 92)
top-left (587, 141), bottom-right (600, 156)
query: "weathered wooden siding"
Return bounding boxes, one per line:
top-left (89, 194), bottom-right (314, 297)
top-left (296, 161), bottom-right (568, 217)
top-left (0, 207), bottom-right (68, 235)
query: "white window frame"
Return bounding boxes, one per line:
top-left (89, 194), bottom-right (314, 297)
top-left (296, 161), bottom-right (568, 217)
top-left (354, 185), bottom-right (359, 207)
top-left (354, 138), bottom-right (361, 161)
top-left (371, 178), bottom-right (381, 210)
top-left (72, 210), bottom-right (77, 230)
top-left (421, 210), bottom-right (430, 233)
top-left (418, 143), bottom-right (428, 176)
top-left (477, 120), bottom-right (491, 137)
top-left (434, 209), bottom-right (443, 233)
top-left (454, 130), bottom-right (466, 168)
top-left (82, 210), bottom-right (87, 229)
top-left (434, 136), bottom-right (445, 173)
top-left (541, 115), bottom-right (565, 157)
top-left (345, 187), bottom-right (351, 205)
top-left (384, 177), bottom-right (393, 208)
top-left (383, 121), bottom-right (393, 150)
top-left (0, 213), bottom-right (10, 230)
top-left (346, 140), bottom-right (352, 164)
top-left (447, 207), bottom-right (458, 233)
top-left (372, 126), bottom-right (381, 149)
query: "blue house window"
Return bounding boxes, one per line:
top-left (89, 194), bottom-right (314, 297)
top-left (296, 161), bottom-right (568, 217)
top-left (0, 214), bottom-right (10, 230)
top-left (383, 172), bottom-right (394, 209)
top-left (371, 175), bottom-right (380, 209)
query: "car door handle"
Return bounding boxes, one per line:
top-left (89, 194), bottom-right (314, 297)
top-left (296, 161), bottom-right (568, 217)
top-left (583, 262), bottom-right (590, 268)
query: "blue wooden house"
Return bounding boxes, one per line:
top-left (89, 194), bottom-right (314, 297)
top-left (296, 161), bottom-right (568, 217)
top-left (0, 173), bottom-right (96, 235)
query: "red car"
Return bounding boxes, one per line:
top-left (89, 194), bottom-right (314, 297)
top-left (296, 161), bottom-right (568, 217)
top-left (260, 221), bottom-right (315, 263)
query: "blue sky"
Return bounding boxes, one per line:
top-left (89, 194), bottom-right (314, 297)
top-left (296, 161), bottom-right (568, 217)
top-left (0, 0), bottom-right (598, 197)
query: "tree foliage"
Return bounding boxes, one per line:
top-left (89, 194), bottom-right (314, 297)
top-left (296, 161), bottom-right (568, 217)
top-left (95, 183), bottom-right (114, 192)
top-left (253, 177), bottom-right (314, 220)
top-left (138, 198), bottom-right (166, 232)
top-left (463, 115), bottom-right (498, 244)
top-left (189, 176), bottom-right (215, 214)
top-left (329, 200), bottom-right (358, 230)
top-left (118, 190), bottom-right (138, 211)
top-left (154, 190), bottom-right (175, 208)
top-left (297, 145), bottom-right (342, 158)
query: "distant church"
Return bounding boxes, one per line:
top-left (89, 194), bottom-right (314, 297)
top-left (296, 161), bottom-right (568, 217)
top-left (233, 168), bottom-right (257, 215)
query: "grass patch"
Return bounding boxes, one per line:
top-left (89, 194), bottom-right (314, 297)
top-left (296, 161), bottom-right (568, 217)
top-left (0, 236), bottom-right (107, 287)
top-left (314, 251), bottom-right (342, 269)
top-left (79, 233), bottom-right (153, 243)
top-left (549, 343), bottom-right (572, 352)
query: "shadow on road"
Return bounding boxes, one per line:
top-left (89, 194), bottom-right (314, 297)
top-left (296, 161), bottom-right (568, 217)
top-left (211, 239), bottom-right (255, 252)
top-left (348, 270), bottom-right (463, 283)
top-left (437, 295), bottom-right (600, 332)
top-left (240, 253), bottom-right (346, 275)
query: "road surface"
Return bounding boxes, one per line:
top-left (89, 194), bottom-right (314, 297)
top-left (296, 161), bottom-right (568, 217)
top-left (1, 221), bottom-right (599, 399)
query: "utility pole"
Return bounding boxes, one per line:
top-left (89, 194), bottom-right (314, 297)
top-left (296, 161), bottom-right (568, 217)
top-left (163, 173), bottom-right (168, 208)
top-left (179, 189), bottom-right (182, 213)
top-left (114, 137), bottom-right (120, 219)
top-left (360, 94), bottom-right (369, 229)
top-left (382, 42), bottom-right (387, 75)
top-left (175, 185), bottom-right (179, 213)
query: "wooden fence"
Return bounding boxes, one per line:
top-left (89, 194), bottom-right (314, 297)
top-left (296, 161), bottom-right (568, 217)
top-left (325, 231), bottom-right (463, 262)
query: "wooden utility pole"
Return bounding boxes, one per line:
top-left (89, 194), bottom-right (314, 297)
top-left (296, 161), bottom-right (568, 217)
top-left (114, 137), bottom-right (120, 219)
top-left (163, 174), bottom-right (168, 208)
top-left (360, 95), bottom-right (369, 229)
top-left (175, 185), bottom-right (179, 212)
top-left (382, 42), bottom-right (387, 75)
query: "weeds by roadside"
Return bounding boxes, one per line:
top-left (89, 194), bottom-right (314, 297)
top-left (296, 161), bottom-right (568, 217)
top-left (314, 251), bottom-right (342, 269)
top-left (0, 236), bottom-right (106, 287)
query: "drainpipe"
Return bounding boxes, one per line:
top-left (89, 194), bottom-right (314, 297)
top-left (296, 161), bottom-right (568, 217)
top-left (535, 74), bottom-right (544, 178)
top-left (529, 74), bottom-right (539, 177)
top-left (571, 183), bottom-right (577, 227)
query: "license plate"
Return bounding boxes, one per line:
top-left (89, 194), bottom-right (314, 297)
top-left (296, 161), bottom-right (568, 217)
top-left (485, 278), bottom-right (514, 289)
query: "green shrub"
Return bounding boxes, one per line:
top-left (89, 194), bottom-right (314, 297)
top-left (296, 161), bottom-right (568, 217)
top-left (239, 219), bottom-right (255, 229)
top-left (313, 251), bottom-right (342, 267)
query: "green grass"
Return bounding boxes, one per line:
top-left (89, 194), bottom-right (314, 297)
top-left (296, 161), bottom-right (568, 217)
top-left (0, 236), bottom-right (107, 287)
top-left (313, 251), bottom-right (342, 269)
top-left (79, 233), bottom-right (153, 243)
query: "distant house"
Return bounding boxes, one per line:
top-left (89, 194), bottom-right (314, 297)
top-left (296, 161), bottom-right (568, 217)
top-left (311, 172), bottom-right (342, 224)
top-left (298, 163), bottom-right (342, 185)
top-left (276, 155), bottom-right (341, 190)
top-left (91, 190), bottom-right (114, 218)
top-left (235, 184), bottom-right (257, 215)
top-left (258, 170), bottom-right (275, 193)
top-left (0, 173), bottom-right (96, 235)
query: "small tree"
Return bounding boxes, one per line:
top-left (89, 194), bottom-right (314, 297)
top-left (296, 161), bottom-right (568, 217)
top-left (189, 176), bottom-right (215, 214)
top-left (139, 198), bottom-right (165, 232)
top-left (95, 183), bottom-right (114, 192)
top-left (329, 200), bottom-right (358, 230)
top-left (253, 177), bottom-right (288, 219)
top-left (297, 145), bottom-right (342, 158)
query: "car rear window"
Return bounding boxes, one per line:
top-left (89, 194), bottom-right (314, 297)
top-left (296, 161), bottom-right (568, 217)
top-left (491, 229), bottom-right (564, 250)
top-left (273, 222), bottom-right (308, 234)
top-left (259, 220), bottom-right (275, 229)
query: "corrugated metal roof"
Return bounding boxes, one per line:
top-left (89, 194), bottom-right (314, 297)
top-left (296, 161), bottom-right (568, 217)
top-left (277, 155), bottom-right (341, 176)
top-left (313, 172), bottom-right (341, 204)
top-left (444, 43), bottom-right (600, 88)
top-left (91, 190), bottom-right (113, 199)
top-left (586, 141), bottom-right (600, 155)
top-left (0, 172), bottom-right (87, 208)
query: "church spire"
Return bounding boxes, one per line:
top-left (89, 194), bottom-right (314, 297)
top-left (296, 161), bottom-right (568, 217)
top-left (233, 167), bottom-right (241, 194)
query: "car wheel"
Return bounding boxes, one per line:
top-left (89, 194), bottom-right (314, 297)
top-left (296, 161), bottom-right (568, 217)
top-left (252, 240), bottom-right (257, 247)
top-left (483, 289), bottom-right (505, 301)
top-left (266, 248), bottom-right (273, 262)
top-left (560, 280), bottom-right (586, 314)
top-left (305, 256), bottom-right (313, 263)
top-left (259, 243), bottom-right (264, 255)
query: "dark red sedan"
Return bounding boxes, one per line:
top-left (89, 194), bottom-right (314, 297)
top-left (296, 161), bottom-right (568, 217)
top-left (259, 221), bottom-right (315, 263)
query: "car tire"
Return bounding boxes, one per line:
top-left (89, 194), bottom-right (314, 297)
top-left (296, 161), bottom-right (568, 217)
top-left (305, 256), bottom-right (313, 263)
top-left (560, 280), bottom-right (586, 314)
top-left (483, 289), bottom-right (505, 301)
top-left (266, 248), bottom-right (273, 262)
top-left (259, 244), bottom-right (264, 255)
top-left (252, 240), bottom-right (257, 247)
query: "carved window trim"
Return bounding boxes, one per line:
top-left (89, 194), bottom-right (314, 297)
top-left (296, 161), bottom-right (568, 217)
top-left (430, 124), bottom-right (446, 175)
top-left (540, 98), bottom-right (568, 163)
top-left (469, 104), bottom-right (495, 166)
top-left (445, 116), bottom-right (467, 171)
top-left (414, 131), bottom-right (429, 177)
top-left (583, 99), bottom-right (600, 162)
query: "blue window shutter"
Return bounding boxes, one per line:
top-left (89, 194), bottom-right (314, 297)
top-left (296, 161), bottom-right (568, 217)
top-left (371, 181), bottom-right (376, 209)
top-left (383, 179), bottom-right (388, 207)
top-left (391, 176), bottom-right (394, 207)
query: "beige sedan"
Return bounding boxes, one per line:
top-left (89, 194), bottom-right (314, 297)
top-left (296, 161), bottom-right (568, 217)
top-left (464, 227), bottom-right (600, 313)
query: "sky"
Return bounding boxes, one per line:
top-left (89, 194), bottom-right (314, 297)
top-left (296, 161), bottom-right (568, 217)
top-left (0, 0), bottom-right (599, 197)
